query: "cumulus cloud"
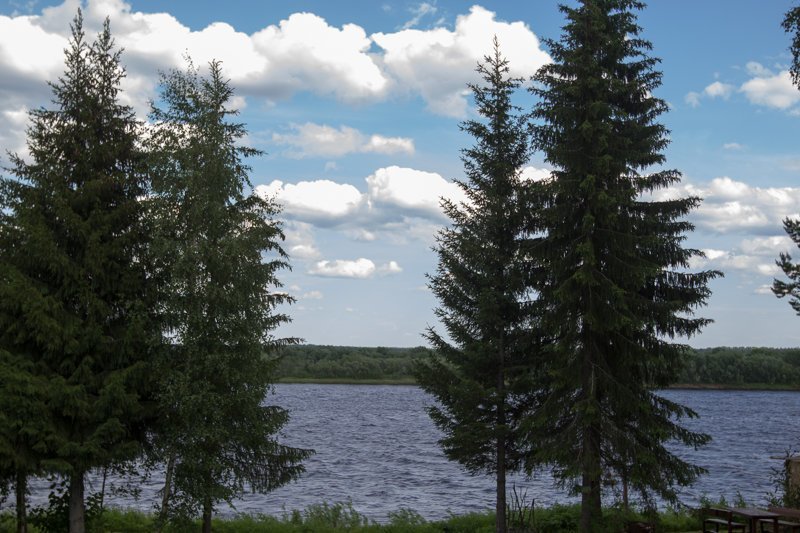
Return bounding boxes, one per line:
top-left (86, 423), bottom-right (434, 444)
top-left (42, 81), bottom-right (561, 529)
top-left (366, 165), bottom-right (466, 220)
top-left (301, 290), bottom-right (324, 299)
top-left (652, 176), bottom-right (800, 235)
top-left (308, 258), bottom-right (402, 279)
top-left (372, 5), bottom-right (550, 116)
top-left (691, 248), bottom-right (780, 277)
top-left (257, 179), bottom-right (363, 225)
top-left (740, 69), bottom-right (800, 110)
top-left (685, 81), bottom-right (734, 107)
top-left (272, 122), bottom-right (414, 158)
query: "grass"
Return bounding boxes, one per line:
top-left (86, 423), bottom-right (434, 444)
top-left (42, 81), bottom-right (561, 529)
top-left (0, 501), bottom-right (706, 533)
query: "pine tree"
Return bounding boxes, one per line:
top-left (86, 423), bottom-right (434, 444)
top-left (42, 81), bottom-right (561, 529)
top-left (774, 7), bottom-right (800, 312)
top-left (415, 40), bottom-right (541, 533)
top-left (0, 12), bottom-right (157, 533)
top-left (146, 60), bottom-right (311, 533)
top-left (529, 1), bottom-right (718, 529)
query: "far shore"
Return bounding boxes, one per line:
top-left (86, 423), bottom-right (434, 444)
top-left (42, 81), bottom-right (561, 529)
top-left (277, 378), bottom-right (800, 391)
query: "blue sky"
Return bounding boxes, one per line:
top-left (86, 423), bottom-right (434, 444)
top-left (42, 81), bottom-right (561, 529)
top-left (1, 0), bottom-right (799, 347)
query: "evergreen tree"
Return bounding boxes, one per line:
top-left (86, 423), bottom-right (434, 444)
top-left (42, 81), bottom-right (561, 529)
top-left (146, 60), bottom-right (311, 533)
top-left (415, 40), bottom-right (541, 533)
top-left (528, 1), bottom-right (718, 530)
top-left (0, 13), bottom-right (157, 533)
top-left (774, 7), bottom-right (800, 312)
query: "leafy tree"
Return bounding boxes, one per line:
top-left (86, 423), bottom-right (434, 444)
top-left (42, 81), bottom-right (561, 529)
top-left (783, 5), bottom-right (800, 86)
top-left (528, 1), bottom-right (719, 529)
top-left (0, 12), bottom-right (158, 533)
top-left (415, 40), bottom-right (541, 533)
top-left (146, 60), bottom-right (311, 533)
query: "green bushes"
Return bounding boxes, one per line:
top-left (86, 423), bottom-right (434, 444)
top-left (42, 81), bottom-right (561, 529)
top-left (0, 502), bottom-right (705, 532)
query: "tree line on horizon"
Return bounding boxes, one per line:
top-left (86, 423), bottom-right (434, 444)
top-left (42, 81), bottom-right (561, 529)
top-left (275, 345), bottom-right (800, 387)
top-left (2, 2), bottom-right (800, 533)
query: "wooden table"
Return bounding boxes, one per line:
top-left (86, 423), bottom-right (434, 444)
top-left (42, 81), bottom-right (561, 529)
top-left (729, 507), bottom-right (781, 531)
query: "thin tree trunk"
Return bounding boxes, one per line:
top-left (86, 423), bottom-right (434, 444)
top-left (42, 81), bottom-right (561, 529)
top-left (156, 454), bottom-right (176, 531)
top-left (580, 422), bottom-right (602, 532)
top-left (99, 466), bottom-right (107, 512)
top-left (496, 340), bottom-right (507, 533)
top-left (69, 470), bottom-right (86, 533)
top-left (202, 494), bottom-right (213, 533)
top-left (15, 470), bottom-right (27, 533)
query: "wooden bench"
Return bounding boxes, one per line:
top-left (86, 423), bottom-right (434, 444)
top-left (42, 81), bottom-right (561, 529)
top-left (702, 507), bottom-right (746, 532)
top-left (758, 506), bottom-right (800, 532)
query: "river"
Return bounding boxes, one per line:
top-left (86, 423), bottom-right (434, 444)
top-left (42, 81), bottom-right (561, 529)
top-left (19, 385), bottom-right (800, 521)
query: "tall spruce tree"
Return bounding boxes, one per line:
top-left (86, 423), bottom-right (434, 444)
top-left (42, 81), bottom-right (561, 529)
top-left (0, 12), bottom-right (157, 533)
top-left (146, 60), bottom-right (311, 532)
top-left (416, 40), bottom-right (541, 533)
top-left (529, 1), bottom-right (718, 529)
top-left (774, 6), bottom-right (800, 313)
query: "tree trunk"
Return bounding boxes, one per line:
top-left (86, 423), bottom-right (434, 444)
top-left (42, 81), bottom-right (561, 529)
top-left (202, 494), bottom-right (212, 533)
top-left (69, 471), bottom-right (86, 533)
top-left (15, 470), bottom-right (27, 533)
top-left (156, 454), bottom-right (176, 531)
top-left (495, 341), bottom-right (507, 533)
top-left (579, 422), bottom-right (602, 533)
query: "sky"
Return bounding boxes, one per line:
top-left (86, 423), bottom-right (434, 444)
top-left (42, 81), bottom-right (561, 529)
top-left (1, 0), bottom-right (799, 348)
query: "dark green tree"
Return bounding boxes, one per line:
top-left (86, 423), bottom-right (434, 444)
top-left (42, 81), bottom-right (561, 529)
top-left (774, 7), bottom-right (800, 312)
top-left (528, 1), bottom-right (718, 530)
top-left (0, 12), bottom-right (157, 533)
top-left (415, 40), bottom-right (542, 533)
top-left (782, 5), bottom-right (800, 85)
top-left (146, 60), bottom-right (311, 533)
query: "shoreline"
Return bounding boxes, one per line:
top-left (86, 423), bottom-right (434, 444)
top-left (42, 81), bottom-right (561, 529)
top-left (277, 378), bottom-right (800, 391)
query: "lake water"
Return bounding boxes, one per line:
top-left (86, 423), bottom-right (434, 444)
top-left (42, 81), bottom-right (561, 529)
top-left (18, 385), bottom-right (800, 521)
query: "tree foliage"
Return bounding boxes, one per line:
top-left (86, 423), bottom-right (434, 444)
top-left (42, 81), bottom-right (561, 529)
top-left (0, 12), bottom-right (157, 533)
top-left (415, 40), bottom-right (542, 533)
top-left (528, 1), bottom-right (719, 529)
top-left (146, 59), bottom-right (311, 531)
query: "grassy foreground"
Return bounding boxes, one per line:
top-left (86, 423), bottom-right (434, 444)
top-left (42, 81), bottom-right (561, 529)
top-left (0, 502), bottom-right (704, 532)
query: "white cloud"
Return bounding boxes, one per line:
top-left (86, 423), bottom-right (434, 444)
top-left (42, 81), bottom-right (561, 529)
top-left (520, 166), bottom-right (551, 182)
top-left (685, 91), bottom-right (701, 108)
top-left (301, 290), bottom-right (324, 299)
top-left (257, 179), bottom-right (363, 224)
top-left (401, 2), bottom-right (438, 30)
top-left (289, 244), bottom-right (322, 260)
top-left (704, 81), bottom-right (734, 99)
top-left (309, 258), bottom-right (376, 279)
top-left (366, 165), bottom-right (466, 220)
top-left (755, 284), bottom-right (774, 295)
top-left (372, 5), bottom-right (550, 116)
top-left (723, 142), bottom-right (744, 150)
top-left (379, 260), bottom-right (403, 274)
top-left (745, 61), bottom-right (773, 78)
top-left (653, 176), bottom-right (800, 235)
top-left (738, 235), bottom-right (794, 255)
top-left (272, 122), bottom-right (414, 158)
top-left (693, 248), bottom-right (779, 277)
top-left (740, 70), bottom-right (800, 110)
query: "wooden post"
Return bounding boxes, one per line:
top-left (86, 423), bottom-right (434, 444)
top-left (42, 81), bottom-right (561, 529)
top-left (788, 456), bottom-right (800, 492)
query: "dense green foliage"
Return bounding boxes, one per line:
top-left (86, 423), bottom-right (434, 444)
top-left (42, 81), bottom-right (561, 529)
top-left (276, 345), bottom-right (424, 382)
top-left (0, 502), bottom-right (706, 533)
top-left (0, 13), bottom-right (158, 532)
top-left (146, 60), bottom-right (311, 531)
top-left (415, 43), bottom-right (541, 533)
top-left (528, 0), bottom-right (718, 529)
top-left (275, 345), bottom-right (800, 388)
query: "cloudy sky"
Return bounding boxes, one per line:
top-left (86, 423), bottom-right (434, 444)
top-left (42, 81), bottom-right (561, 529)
top-left (1, 0), bottom-right (799, 348)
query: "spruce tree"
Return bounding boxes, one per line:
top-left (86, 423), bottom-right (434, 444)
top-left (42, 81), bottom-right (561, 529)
top-left (0, 13), bottom-right (157, 533)
top-left (774, 7), bottom-right (800, 310)
top-left (146, 60), bottom-right (311, 532)
top-left (415, 40), bottom-right (541, 533)
top-left (529, 1), bottom-right (718, 529)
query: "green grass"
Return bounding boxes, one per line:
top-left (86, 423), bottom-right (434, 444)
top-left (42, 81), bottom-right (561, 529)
top-left (0, 501), bottom-right (705, 533)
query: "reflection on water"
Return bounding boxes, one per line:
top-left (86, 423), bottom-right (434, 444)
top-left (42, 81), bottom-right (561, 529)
top-left (21, 385), bottom-right (800, 521)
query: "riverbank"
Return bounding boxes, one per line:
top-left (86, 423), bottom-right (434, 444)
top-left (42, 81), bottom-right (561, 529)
top-left (278, 377), bottom-right (800, 391)
top-left (0, 502), bottom-right (703, 532)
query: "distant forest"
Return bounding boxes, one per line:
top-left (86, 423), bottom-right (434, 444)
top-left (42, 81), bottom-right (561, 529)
top-left (275, 345), bottom-right (800, 388)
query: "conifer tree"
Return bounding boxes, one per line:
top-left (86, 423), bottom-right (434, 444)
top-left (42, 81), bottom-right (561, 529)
top-left (146, 60), bottom-right (311, 533)
top-left (529, 1), bottom-right (718, 529)
top-left (774, 7), bottom-right (800, 312)
top-left (0, 13), bottom-right (157, 533)
top-left (416, 40), bottom-right (541, 533)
